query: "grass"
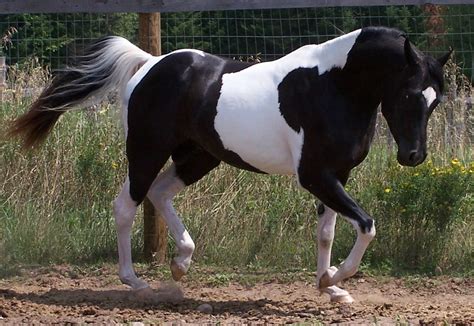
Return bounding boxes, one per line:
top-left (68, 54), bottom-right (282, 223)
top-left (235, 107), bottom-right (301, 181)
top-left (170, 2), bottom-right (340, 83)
top-left (0, 59), bottom-right (473, 276)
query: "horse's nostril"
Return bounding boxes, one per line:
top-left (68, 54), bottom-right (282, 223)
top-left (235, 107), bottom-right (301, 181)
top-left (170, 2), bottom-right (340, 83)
top-left (408, 150), bottom-right (418, 163)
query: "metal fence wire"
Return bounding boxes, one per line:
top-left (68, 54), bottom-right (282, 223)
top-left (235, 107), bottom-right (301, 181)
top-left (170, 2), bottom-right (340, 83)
top-left (0, 5), bottom-right (473, 79)
top-left (0, 5), bottom-right (473, 152)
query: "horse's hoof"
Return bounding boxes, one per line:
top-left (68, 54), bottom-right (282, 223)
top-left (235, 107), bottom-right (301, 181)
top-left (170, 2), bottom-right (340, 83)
top-left (170, 260), bottom-right (186, 281)
top-left (330, 293), bottom-right (354, 304)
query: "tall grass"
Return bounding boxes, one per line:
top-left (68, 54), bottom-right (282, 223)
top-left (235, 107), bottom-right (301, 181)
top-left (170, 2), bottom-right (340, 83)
top-left (1, 59), bottom-right (472, 275)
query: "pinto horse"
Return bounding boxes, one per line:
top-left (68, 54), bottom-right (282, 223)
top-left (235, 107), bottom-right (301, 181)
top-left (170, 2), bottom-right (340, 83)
top-left (9, 27), bottom-right (451, 303)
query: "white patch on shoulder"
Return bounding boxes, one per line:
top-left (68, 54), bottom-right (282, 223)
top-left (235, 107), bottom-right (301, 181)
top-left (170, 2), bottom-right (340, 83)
top-left (214, 30), bottom-right (361, 175)
top-left (422, 86), bottom-right (437, 108)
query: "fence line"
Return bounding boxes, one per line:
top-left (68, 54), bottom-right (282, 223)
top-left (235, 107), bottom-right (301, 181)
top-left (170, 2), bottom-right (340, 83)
top-left (0, 5), bottom-right (472, 151)
top-left (2, 6), bottom-right (473, 78)
top-left (1, 0), bottom-right (473, 13)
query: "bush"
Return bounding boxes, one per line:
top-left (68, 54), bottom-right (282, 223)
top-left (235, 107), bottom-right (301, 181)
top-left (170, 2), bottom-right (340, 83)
top-left (359, 159), bottom-right (474, 274)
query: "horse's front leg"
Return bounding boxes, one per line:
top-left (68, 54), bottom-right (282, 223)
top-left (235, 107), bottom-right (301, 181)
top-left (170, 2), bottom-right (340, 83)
top-left (316, 204), bottom-right (354, 303)
top-left (300, 171), bottom-right (376, 301)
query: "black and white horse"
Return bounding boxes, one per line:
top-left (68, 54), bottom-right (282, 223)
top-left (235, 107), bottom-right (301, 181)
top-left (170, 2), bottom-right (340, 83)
top-left (10, 27), bottom-right (451, 303)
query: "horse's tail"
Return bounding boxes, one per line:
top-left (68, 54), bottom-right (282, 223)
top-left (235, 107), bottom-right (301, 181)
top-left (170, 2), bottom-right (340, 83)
top-left (8, 36), bottom-right (152, 148)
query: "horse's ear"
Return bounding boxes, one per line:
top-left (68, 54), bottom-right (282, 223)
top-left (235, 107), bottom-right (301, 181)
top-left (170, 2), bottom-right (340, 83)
top-left (437, 48), bottom-right (453, 66)
top-left (404, 38), bottom-right (420, 67)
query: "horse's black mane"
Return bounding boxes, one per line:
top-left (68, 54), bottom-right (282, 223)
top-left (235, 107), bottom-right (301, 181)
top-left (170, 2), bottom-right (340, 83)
top-left (359, 26), bottom-right (445, 91)
top-left (361, 26), bottom-right (406, 41)
top-left (427, 57), bottom-right (445, 92)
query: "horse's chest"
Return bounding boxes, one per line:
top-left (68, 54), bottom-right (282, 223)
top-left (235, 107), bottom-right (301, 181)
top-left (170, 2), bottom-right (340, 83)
top-left (213, 73), bottom-right (303, 175)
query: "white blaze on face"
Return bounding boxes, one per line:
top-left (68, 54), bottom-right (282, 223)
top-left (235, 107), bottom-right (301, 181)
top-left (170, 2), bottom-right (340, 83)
top-left (214, 30), bottom-right (362, 175)
top-left (422, 86), bottom-right (437, 108)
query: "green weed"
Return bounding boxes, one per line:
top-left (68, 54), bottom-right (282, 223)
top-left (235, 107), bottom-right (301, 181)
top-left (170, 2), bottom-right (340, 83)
top-left (0, 60), bottom-right (472, 275)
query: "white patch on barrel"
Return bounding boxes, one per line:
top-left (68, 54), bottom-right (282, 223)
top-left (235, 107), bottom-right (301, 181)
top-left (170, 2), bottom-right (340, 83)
top-left (214, 30), bottom-right (361, 175)
top-left (422, 86), bottom-right (437, 108)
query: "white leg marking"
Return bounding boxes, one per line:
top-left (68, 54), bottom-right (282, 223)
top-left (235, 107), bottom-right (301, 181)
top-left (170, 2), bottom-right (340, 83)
top-left (321, 286), bottom-right (354, 303)
top-left (316, 205), bottom-right (337, 286)
top-left (113, 177), bottom-right (149, 290)
top-left (147, 164), bottom-right (195, 278)
top-left (322, 218), bottom-right (376, 287)
top-left (316, 206), bottom-right (354, 302)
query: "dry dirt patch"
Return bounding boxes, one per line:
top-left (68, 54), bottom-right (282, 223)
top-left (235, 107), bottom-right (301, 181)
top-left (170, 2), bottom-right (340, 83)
top-left (0, 265), bottom-right (472, 324)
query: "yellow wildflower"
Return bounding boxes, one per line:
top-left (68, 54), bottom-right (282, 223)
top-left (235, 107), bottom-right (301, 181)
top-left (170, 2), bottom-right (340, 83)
top-left (451, 158), bottom-right (461, 166)
top-left (384, 188), bottom-right (391, 193)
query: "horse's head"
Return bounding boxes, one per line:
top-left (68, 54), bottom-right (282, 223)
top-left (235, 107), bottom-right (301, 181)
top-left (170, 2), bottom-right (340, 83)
top-left (381, 38), bottom-right (452, 167)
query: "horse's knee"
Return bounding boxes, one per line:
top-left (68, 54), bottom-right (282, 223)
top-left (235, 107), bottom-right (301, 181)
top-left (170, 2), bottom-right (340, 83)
top-left (113, 196), bottom-right (136, 230)
top-left (319, 228), bottom-right (335, 248)
top-left (317, 204), bottom-right (337, 248)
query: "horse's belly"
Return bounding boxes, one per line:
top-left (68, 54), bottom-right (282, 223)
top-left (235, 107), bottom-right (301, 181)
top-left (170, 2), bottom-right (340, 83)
top-left (214, 80), bottom-right (303, 175)
top-left (220, 130), bottom-right (296, 175)
top-left (216, 124), bottom-right (297, 175)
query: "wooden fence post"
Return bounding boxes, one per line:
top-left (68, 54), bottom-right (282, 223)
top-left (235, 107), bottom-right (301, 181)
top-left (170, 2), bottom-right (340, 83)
top-left (0, 56), bottom-right (6, 100)
top-left (138, 12), bottom-right (167, 263)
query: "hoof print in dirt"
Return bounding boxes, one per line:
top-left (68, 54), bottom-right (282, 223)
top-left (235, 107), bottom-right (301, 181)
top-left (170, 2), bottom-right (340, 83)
top-left (196, 303), bottom-right (213, 314)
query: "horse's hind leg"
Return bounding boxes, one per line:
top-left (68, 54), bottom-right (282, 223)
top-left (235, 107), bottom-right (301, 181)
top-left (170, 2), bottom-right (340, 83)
top-left (147, 165), bottom-right (190, 281)
top-left (316, 204), bottom-right (354, 303)
top-left (147, 145), bottom-right (220, 281)
top-left (114, 147), bottom-right (171, 290)
top-left (114, 177), bottom-right (147, 290)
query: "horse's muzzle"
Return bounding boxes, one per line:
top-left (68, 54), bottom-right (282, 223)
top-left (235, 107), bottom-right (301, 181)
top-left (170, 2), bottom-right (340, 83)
top-left (397, 150), bottom-right (427, 167)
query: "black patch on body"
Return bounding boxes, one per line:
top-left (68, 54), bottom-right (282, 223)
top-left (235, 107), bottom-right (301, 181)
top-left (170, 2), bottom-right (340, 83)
top-left (278, 66), bottom-right (322, 133)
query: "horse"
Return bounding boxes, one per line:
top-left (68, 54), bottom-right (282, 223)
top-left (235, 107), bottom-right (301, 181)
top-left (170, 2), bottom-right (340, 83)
top-left (9, 26), bottom-right (451, 303)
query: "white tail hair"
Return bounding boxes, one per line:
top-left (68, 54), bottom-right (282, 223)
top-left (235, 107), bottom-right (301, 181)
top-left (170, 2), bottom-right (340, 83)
top-left (45, 36), bottom-right (152, 108)
top-left (9, 36), bottom-right (152, 148)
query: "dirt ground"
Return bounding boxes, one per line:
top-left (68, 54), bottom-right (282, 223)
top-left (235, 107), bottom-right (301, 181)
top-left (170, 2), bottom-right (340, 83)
top-left (0, 264), bottom-right (472, 325)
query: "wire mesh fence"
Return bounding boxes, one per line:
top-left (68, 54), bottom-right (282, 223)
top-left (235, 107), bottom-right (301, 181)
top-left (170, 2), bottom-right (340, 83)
top-left (1, 5), bottom-right (473, 76)
top-left (0, 4), bottom-right (473, 154)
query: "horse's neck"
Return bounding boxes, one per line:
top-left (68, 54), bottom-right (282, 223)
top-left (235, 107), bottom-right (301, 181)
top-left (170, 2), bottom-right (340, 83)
top-left (338, 32), bottom-right (406, 105)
